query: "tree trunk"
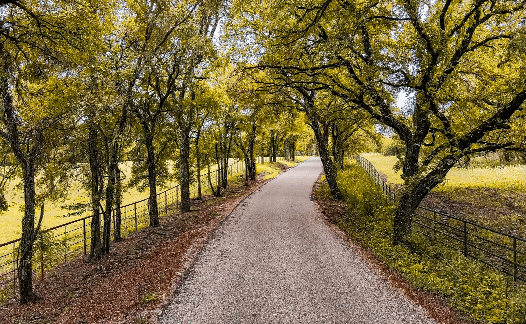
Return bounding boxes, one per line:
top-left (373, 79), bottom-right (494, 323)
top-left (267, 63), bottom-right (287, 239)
top-left (221, 134), bottom-right (233, 190)
top-left (114, 164), bottom-right (122, 242)
top-left (88, 120), bottom-right (102, 260)
top-left (103, 165), bottom-right (114, 254)
top-left (179, 127), bottom-right (192, 212)
top-left (270, 130), bottom-right (277, 162)
top-left (145, 134), bottom-right (159, 226)
top-left (393, 155), bottom-right (457, 244)
top-left (284, 138), bottom-right (290, 161)
top-left (309, 115), bottom-right (342, 200)
top-left (19, 163), bottom-right (37, 303)
top-left (196, 128), bottom-right (202, 200)
top-left (207, 164), bottom-right (219, 196)
top-left (248, 128), bottom-right (256, 181)
top-left (290, 139), bottom-right (296, 161)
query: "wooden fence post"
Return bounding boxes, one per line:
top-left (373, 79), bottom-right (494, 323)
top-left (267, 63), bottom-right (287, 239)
top-left (40, 234), bottom-right (44, 281)
top-left (64, 225), bottom-right (67, 263)
top-left (134, 202), bottom-right (138, 231)
top-left (13, 242), bottom-right (16, 296)
top-left (83, 218), bottom-right (87, 255)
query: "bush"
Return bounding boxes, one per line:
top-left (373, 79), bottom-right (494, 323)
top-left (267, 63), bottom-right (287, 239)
top-left (321, 161), bottom-right (526, 324)
top-left (33, 231), bottom-right (67, 272)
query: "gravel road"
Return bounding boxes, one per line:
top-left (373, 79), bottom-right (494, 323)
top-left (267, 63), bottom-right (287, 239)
top-left (159, 158), bottom-right (437, 323)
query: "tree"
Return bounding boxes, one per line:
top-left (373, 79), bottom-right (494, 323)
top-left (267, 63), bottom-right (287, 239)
top-left (0, 0), bottom-right (109, 302)
top-left (232, 0), bottom-right (526, 244)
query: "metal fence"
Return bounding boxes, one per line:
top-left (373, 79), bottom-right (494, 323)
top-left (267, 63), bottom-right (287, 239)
top-left (0, 159), bottom-right (248, 297)
top-left (355, 155), bottom-right (526, 283)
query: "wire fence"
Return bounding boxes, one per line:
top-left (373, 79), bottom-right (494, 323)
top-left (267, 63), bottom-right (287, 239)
top-left (0, 159), bottom-right (250, 298)
top-left (355, 155), bottom-right (526, 283)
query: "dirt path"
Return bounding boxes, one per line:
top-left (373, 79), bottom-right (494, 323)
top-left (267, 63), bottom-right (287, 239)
top-left (159, 158), bottom-right (438, 323)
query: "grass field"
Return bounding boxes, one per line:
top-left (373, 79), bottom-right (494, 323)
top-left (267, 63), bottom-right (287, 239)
top-left (0, 162), bottom-right (180, 245)
top-left (0, 157), bottom-right (309, 244)
top-left (362, 153), bottom-right (526, 191)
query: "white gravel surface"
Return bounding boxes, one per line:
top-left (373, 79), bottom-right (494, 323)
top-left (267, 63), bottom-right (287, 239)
top-left (159, 158), bottom-right (438, 323)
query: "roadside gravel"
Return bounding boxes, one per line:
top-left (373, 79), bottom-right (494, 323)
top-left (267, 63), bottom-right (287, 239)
top-left (159, 158), bottom-right (438, 323)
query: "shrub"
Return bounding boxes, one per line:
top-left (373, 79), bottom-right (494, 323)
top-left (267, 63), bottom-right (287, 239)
top-left (321, 161), bottom-right (526, 324)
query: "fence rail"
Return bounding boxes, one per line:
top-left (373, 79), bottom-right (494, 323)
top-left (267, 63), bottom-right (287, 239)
top-left (0, 159), bottom-right (251, 297)
top-left (355, 155), bottom-right (526, 283)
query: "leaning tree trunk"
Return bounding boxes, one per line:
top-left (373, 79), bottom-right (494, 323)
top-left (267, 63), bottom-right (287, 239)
top-left (393, 155), bottom-right (457, 244)
top-left (309, 116), bottom-right (342, 200)
top-left (88, 120), bottom-right (102, 260)
top-left (179, 126), bottom-right (192, 212)
top-left (145, 134), bottom-right (160, 226)
top-left (18, 163), bottom-right (37, 303)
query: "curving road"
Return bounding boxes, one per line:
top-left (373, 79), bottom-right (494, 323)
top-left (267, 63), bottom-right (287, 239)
top-left (159, 157), bottom-right (437, 323)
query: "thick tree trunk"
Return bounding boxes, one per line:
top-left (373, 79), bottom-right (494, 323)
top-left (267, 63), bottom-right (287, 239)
top-left (2, 79), bottom-right (40, 303)
top-left (309, 116), bottom-right (342, 200)
top-left (179, 128), bottom-right (191, 212)
top-left (19, 164), bottom-right (37, 303)
top-left (145, 134), bottom-right (159, 226)
top-left (393, 155), bottom-right (457, 244)
top-left (114, 165), bottom-right (122, 242)
top-left (88, 121), bottom-right (102, 260)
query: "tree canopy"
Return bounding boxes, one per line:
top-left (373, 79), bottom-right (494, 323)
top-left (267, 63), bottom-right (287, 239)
top-left (1, 0), bottom-right (525, 303)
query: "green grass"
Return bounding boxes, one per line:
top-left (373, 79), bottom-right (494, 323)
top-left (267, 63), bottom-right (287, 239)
top-left (362, 153), bottom-right (526, 191)
top-left (319, 161), bottom-right (526, 324)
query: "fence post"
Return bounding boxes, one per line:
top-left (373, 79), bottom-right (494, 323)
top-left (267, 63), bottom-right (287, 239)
top-left (176, 186), bottom-right (179, 207)
top-left (165, 191), bottom-right (168, 215)
top-left (64, 225), bottom-right (67, 263)
top-left (40, 234), bottom-right (44, 281)
top-left (513, 237), bottom-right (517, 282)
top-left (83, 218), bottom-right (87, 255)
top-left (134, 202), bottom-right (138, 231)
top-left (13, 242), bottom-right (16, 296)
top-left (463, 220), bottom-right (468, 257)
